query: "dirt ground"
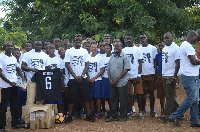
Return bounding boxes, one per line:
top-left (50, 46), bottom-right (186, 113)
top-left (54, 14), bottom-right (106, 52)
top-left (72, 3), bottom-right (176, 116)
top-left (4, 87), bottom-right (200, 132)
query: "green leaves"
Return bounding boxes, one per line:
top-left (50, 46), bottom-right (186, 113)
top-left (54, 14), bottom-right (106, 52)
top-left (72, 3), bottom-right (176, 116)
top-left (0, 0), bottom-right (199, 47)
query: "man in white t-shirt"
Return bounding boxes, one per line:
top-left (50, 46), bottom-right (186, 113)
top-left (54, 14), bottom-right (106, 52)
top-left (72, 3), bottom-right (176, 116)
top-left (65, 34), bottom-right (95, 123)
top-left (170, 31), bottom-right (200, 127)
top-left (139, 33), bottom-right (157, 117)
top-left (0, 41), bottom-right (25, 131)
top-left (122, 34), bottom-right (144, 118)
top-left (53, 38), bottom-right (61, 57)
top-left (161, 32), bottom-right (180, 123)
top-left (21, 40), bottom-right (51, 127)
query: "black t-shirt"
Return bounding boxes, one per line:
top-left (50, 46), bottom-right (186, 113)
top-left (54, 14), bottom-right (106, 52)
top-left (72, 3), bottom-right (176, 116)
top-left (31, 69), bottom-right (62, 100)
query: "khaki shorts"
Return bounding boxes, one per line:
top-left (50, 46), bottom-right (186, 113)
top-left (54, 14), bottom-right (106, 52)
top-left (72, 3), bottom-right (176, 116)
top-left (155, 74), bottom-right (165, 99)
top-left (127, 78), bottom-right (143, 95)
top-left (141, 74), bottom-right (156, 93)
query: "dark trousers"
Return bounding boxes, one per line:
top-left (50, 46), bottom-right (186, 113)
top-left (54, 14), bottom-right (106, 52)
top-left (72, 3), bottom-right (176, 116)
top-left (0, 87), bottom-right (19, 129)
top-left (110, 85), bottom-right (127, 118)
top-left (162, 77), bottom-right (179, 118)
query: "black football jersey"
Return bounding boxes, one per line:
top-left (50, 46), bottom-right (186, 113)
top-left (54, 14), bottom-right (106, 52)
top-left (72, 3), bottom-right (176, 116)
top-left (31, 68), bottom-right (62, 100)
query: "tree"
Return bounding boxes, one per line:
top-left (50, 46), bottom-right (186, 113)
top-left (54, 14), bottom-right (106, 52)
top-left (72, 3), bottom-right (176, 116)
top-left (1, 0), bottom-right (200, 44)
top-left (0, 20), bottom-right (27, 50)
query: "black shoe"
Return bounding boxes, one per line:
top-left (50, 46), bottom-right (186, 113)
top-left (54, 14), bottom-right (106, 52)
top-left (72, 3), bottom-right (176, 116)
top-left (105, 116), bottom-right (118, 122)
top-left (11, 124), bottom-right (22, 129)
top-left (18, 119), bottom-right (26, 124)
top-left (162, 118), bottom-right (168, 123)
top-left (190, 124), bottom-right (200, 127)
top-left (120, 117), bottom-right (127, 122)
top-left (168, 117), bottom-right (181, 127)
top-left (25, 123), bottom-right (30, 129)
top-left (0, 129), bottom-right (6, 132)
top-left (65, 115), bottom-right (73, 124)
top-left (85, 114), bottom-right (96, 122)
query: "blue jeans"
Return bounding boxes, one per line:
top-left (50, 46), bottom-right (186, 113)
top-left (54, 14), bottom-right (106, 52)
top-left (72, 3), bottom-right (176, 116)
top-left (171, 75), bottom-right (199, 125)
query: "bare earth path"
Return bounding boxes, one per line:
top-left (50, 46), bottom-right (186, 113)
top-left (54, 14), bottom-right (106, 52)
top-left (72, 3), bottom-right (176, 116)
top-left (4, 87), bottom-right (200, 132)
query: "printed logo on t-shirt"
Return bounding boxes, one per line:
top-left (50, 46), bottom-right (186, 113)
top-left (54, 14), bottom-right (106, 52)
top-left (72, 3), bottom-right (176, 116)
top-left (89, 62), bottom-right (97, 72)
top-left (31, 59), bottom-right (44, 69)
top-left (6, 64), bottom-right (15, 74)
top-left (162, 52), bottom-right (169, 63)
top-left (142, 53), bottom-right (151, 63)
top-left (71, 56), bottom-right (83, 66)
top-left (104, 63), bottom-right (108, 70)
top-left (51, 64), bottom-right (58, 69)
top-left (126, 54), bottom-right (134, 64)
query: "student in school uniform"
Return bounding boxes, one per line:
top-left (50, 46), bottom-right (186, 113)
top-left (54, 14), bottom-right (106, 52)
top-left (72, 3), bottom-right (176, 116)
top-left (87, 43), bottom-right (105, 119)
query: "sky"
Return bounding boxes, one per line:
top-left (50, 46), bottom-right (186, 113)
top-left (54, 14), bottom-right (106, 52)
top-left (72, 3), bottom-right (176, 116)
top-left (0, 0), bottom-right (8, 18)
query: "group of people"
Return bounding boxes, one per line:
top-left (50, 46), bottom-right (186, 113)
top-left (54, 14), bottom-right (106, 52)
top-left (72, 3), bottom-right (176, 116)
top-left (0, 30), bottom-right (200, 131)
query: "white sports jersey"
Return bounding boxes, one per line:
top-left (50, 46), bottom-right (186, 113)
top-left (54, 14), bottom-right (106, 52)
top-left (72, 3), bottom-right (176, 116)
top-left (22, 50), bottom-right (51, 80)
top-left (139, 44), bottom-right (157, 75)
top-left (0, 54), bottom-right (19, 88)
top-left (64, 48), bottom-right (89, 79)
top-left (162, 42), bottom-right (180, 76)
top-left (122, 46), bottom-right (143, 78)
top-left (88, 54), bottom-right (104, 81)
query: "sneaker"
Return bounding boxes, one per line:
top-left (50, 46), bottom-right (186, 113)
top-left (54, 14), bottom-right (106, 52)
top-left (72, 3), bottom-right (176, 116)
top-left (95, 113), bottom-right (101, 119)
top-left (190, 124), bottom-right (200, 127)
top-left (105, 116), bottom-right (118, 122)
top-left (162, 118), bottom-right (168, 123)
top-left (168, 117), bottom-right (181, 127)
top-left (138, 111), bottom-right (144, 119)
top-left (85, 114), bottom-right (96, 122)
top-left (132, 106), bottom-right (136, 113)
top-left (120, 117), bottom-right (127, 122)
top-left (117, 111), bottom-right (120, 116)
top-left (150, 111), bottom-right (159, 117)
top-left (11, 124), bottom-right (24, 129)
top-left (173, 119), bottom-right (181, 127)
top-left (24, 123), bottom-right (30, 129)
top-left (65, 115), bottom-right (73, 124)
top-left (160, 110), bottom-right (165, 118)
top-left (80, 111), bottom-right (86, 119)
top-left (127, 112), bottom-right (133, 118)
top-left (18, 119), bottom-right (26, 124)
top-left (0, 129), bottom-right (6, 132)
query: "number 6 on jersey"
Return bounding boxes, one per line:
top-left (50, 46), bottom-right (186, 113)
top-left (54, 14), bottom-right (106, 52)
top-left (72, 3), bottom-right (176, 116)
top-left (45, 76), bottom-right (52, 89)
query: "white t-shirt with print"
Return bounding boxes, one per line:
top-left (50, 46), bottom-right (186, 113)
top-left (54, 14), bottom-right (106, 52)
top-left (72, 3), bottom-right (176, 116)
top-left (139, 44), bottom-right (157, 75)
top-left (88, 54), bottom-right (104, 81)
top-left (122, 46), bottom-right (143, 78)
top-left (0, 54), bottom-right (19, 88)
top-left (162, 42), bottom-right (180, 76)
top-left (98, 53), bottom-right (106, 58)
top-left (102, 56), bottom-right (111, 78)
top-left (64, 48), bottom-right (89, 79)
top-left (55, 50), bottom-right (60, 58)
top-left (22, 50), bottom-right (50, 80)
top-left (49, 56), bottom-right (65, 69)
top-left (179, 41), bottom-right (199, 76)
